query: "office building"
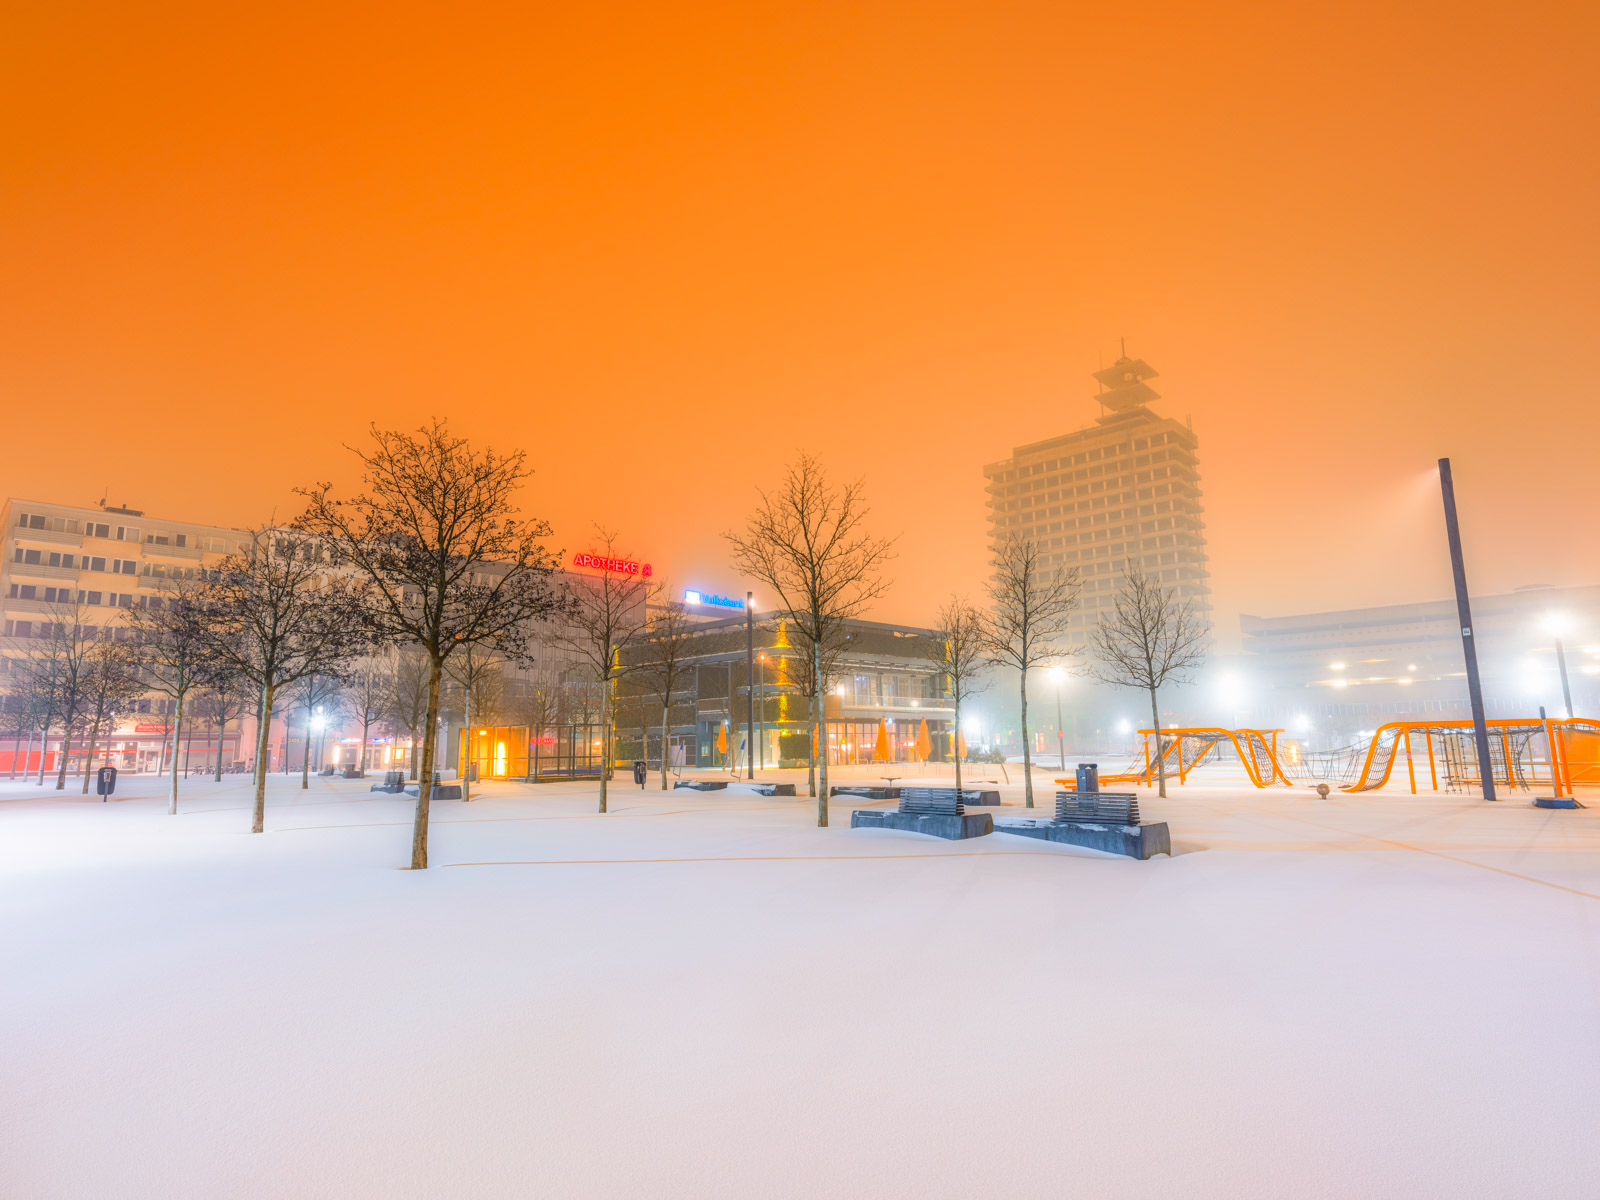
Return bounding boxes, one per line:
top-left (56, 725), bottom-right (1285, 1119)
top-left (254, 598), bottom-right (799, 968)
top-left (982, 351), bottom-right (1211, 645)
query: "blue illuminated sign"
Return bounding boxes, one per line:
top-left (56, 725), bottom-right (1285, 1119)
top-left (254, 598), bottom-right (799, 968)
top-left (684, 590), bottom-right (745, 610)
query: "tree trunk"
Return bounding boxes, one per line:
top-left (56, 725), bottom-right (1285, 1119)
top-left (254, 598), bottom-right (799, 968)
top-left (184, 713), bottom-right (194, 778)
top-left (18, 724), bottom-right (34, 780)
top-left (953, 696), bottom-right (962, 797)
top-left (813, 633), bottom-right (827, 827)
top-left (1019, 666), bottom-right (1033, 808)
top-left (55, 721), bottom-right (74, 790)
top-left (80, 709), bottom-right (103, 794)
top-left (1148, 685), bottom-right (1168, 799)
top-left (167, 692), bottom-right (184, 813)
top-left (35, 706), bottom-right (54, 785)
top-left (412, 656), bottom-right (442, 869)
top-left (409, 734), bottom-right (418, 780)
top-left (300, 704), bottom-right (312, 789)
top-left (660, 703), bottom-right (670, 790)
top-left (359, 713), bottom-right (370, 777)
top-left (214, 714), bottom-right (226, 782)
top-left (251, 682), bottom-right (274, 833)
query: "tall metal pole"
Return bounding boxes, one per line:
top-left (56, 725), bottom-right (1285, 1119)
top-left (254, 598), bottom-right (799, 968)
top-left (745, 591), bottom-right (755, 779)
top-left (1555, 637), bottom-right (1574, 719)
top-left (1438, 457), bottom-right (1497, 801)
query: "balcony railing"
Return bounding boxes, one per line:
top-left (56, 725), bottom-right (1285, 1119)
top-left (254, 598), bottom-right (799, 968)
top-left (11, 528), bottom-right (84, 548)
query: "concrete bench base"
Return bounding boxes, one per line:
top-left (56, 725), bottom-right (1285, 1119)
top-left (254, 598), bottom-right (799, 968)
top-left (994, 817), bottom-right (1170, 859)
top-left (850, 809), bottom-right (993, 840)
top-left (369, 783), bottom-right (406, 794)
top-left (404, 784), bottom-right (463, 801)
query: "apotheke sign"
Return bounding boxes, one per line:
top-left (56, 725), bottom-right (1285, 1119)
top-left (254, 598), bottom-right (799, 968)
top-left (571, 552), bottom-right (652, 577)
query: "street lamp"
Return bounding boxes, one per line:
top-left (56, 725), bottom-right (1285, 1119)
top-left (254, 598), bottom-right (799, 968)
top-left (1545, 612), bottom-right (1575, 718)
top-left (1048, 666), bottom-right (1067, 772)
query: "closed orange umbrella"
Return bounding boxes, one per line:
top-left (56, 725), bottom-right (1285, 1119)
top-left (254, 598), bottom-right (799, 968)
top-left (873, 718), bottom-right (891, 763)
top-left (916, 719), bottom-right (932, 762)
top-left (716, 723), bottom-right (728, 759)
top-left (957, 730), bottom-right (968, 759)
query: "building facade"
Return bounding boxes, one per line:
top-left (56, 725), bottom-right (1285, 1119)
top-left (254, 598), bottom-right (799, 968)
top-left (1238, 583), bottom-right (1600, 742)
top-left (1, 497), bottom-right (253, 774)
top-left (982, 352), bottom-right (1211, 646)
top-left (613, 613), bottom-right (954, 772)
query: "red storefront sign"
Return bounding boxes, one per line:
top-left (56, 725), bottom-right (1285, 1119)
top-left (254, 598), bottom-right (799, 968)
top-left (571, 551), bottom-right (652, 577)
top-left (134, 724), bottom-right (169, 734)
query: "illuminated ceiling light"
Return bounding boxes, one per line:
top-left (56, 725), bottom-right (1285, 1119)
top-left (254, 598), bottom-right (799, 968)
top-left (1330, 662), bottom-right (1346, 670)
top-left (1407, 664), bottom-right (1417, 671)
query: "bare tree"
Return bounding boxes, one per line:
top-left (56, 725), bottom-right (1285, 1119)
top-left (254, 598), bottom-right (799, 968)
top-left (124, 574), bottom-right (216, 813)
top-left (446, 642), bottom-right (505, 800)
top-left (76, 632), bottom-right (144, 795)
top-left (926, 596), bottom-right (992, 797)
top-left (295, 419), bottom-right (563, 869)
top-left (554, 526), bottom-right (655, 814)
top-left (290, 672), bottom-right (346, 788)
top-left (203, 529), bottom-right (368, 832)
top-left (383, 647), bottom-right (432, 780)
top-left (344, 655), bottom-right (390, 777)
top-left (3, 654), bottom-right (53, 781)
top-left (981, 533), bottom-right (1080, 808)
top-left (1085, 562), bottom-right (1209, 799)
top-left (726, 454), bottom-right (895, 827)
top-left (39, 600), bottom-right (104, 791)
top-left (197, 667), bottom-right (252, 781)
top-left (784, 621), bottom-right (848, 798)
top-left (637, 597), bottom-right (696, 790)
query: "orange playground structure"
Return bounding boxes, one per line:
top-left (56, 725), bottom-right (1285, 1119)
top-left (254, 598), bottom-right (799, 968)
top-left (1337, 717), bottom-right (1600, 795)
top-left (1055, 717), bottom-right (1598, 795)
top-left (1059, 727), bottom-right (1295, 790)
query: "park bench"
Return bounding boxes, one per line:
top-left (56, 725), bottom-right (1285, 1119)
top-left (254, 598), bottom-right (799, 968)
top-left (993, 785), bottom-right (1170, 859)
top-left (369, 769), bottom-right (407, 794)
top-left (850, 784), bottom-right (993, 840)
top-left (674, 780), bottom-right (799, 796)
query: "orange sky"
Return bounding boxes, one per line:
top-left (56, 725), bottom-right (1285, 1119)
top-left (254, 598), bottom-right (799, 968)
top-left (3, 1), bottom-right (1596, 647)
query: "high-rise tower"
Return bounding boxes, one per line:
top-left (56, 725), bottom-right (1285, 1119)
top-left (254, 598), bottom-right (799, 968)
top-left (982, 352), bottom-right (1211, 645)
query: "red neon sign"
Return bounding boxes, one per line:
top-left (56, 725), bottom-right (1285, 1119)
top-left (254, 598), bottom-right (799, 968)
top-left (572, 552), bottom-right (652, 577)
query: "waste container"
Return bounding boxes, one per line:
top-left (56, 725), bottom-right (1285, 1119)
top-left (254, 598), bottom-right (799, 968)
top-left (632, 760), bottom-right (647, 787)
top-left (96, 766), bottom-right (118, 800)
top-left (1075, 762), bottom-right (1099, 794)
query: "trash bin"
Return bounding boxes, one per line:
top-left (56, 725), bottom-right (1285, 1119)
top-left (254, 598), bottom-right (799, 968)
top-left (96, 766), bottom-right (118, 800)
top-left (1075, 762), bottom-right (1099, 794)
top-left (633, 760), bottom-right (647, 787)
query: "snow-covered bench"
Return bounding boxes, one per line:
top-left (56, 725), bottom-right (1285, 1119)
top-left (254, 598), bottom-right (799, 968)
top-left (850, 785), bottom-right (993, 840)
top-left (992, 790), bottom-right (1170, 859)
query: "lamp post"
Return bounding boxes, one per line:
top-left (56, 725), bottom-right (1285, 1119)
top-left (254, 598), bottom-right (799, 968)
top-left (1545, 613), bottom-right (1575, 719)
top-left (1439, 458), bottom-right (1496, 801)
top-left (1049, 666), bottom-right (1067, 773)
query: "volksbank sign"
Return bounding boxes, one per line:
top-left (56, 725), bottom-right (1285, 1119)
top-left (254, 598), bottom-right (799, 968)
top-left (684, 590), bottom-right (744, 610)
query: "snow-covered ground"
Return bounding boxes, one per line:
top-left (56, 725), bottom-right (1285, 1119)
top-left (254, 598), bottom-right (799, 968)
top-left (4, 768), bottom-right (1599, 1198)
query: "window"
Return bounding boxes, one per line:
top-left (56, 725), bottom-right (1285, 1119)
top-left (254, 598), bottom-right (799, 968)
top-left (27, 514), bottom-right (45, 529)
top-left (20, 549), bottom-right (41, 565)
top-left (112, 559), bottom-right (137, 575)
top-left (5, 620), bottom-right (32, 637)
top-left (11, 584), bottom-right (36, 600)
top-left (82, 591), bottom-right (102, 606)
top-left (175, 533), bottom-right (187, 547)
top-left (86, 556), bottom-right (106, 572)
top-left (90, 522), bottom-right (110, 539)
